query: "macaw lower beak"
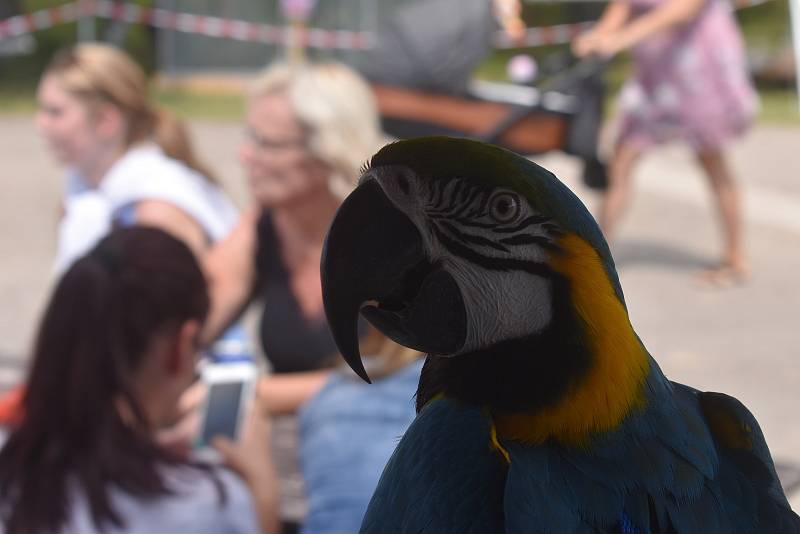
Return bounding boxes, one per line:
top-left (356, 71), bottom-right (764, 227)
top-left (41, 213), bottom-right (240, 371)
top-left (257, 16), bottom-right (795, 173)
top-left (321, 177), bottom-right (467, 383)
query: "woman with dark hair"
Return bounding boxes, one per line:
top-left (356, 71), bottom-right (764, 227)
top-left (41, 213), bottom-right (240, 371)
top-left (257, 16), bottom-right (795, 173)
top-left (0, 227), bottom-right (277, 534)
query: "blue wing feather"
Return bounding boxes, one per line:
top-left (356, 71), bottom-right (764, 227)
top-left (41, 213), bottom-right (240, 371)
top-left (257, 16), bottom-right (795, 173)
top-left (499, 357), bottom-right (799, 533)
top-left (360, 398), bottom-right (506, 533)
top-left (695, 390), bottom-right (800, 533)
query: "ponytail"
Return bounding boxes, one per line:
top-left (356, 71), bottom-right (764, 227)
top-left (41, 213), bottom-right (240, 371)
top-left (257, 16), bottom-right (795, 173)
top-left (151, 107), bottom-right (218, 184)
top-left (0, 228), bottom-right (212, 534)
top-left (44, 44), bottom-right (219, 185)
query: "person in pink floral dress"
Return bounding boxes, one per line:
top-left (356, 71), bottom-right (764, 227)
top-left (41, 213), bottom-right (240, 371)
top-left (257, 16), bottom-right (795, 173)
top-left (574, 0), bottom-right (757, 285)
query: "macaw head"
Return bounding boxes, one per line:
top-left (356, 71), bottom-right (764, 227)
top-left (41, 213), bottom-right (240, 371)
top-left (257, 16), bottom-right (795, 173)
top-left (321, 137), bottom-right (628, 385)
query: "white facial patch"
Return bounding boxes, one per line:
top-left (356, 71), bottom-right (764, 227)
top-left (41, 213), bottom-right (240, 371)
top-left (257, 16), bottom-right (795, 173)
top-left (370, 166), bottom-right (558, 354)
top-left (446, 257), bottom-right (553, 354)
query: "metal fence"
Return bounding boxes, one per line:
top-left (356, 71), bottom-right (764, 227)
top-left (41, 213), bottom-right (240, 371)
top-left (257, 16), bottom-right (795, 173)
top-left (157, 0), bottom-right (379, 74)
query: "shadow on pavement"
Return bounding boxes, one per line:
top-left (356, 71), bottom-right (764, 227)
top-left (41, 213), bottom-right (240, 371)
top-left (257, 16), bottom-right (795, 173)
top-left (613, 239), bottom-right (711, 271)
top-left (777, 461), bottom-right (800, 496)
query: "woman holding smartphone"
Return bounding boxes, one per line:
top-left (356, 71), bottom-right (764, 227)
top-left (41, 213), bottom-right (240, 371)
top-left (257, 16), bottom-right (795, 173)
top-left (0, 228), bottom-right (277, 534)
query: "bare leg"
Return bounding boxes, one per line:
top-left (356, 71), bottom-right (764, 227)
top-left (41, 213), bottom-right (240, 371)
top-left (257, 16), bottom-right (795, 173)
top-left (599, 141), bottom-right (642, 240)
top-left (695, 148), bottom-right (749, 284)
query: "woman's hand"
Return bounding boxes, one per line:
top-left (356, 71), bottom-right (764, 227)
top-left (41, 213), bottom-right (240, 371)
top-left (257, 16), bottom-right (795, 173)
top-left (501, 15), bottom-right (527, 45)
top-left (213, 394), bottom-right (279, 534)
top-left (593, 32), bottom-right (630, 58)
top-left (572, 31), bottom-right (603, 58)
top-left (212, 399), bottom-right (274, 485)
top-left (494, 0), bottom-right (526, 45)
top-left (573, 31), bottom-right (629, 59)
top-left (155, 381), bottom-right (206, 456)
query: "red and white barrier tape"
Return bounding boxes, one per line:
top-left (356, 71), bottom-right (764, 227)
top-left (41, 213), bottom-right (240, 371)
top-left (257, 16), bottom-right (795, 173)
top-left (91, 0), bottom-right (374, 49)
top-left (1, 0), bottom-right (776, 50)
top-left (0, 0), bottom-right (374, 50)
top-left (0, 3), bottom-right (80, 41)
top-left (495, 21), bottom-right (595, 48)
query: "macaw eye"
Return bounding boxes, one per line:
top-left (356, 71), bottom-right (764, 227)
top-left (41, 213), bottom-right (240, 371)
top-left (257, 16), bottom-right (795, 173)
top-left (488, 192), bottom-right (521, 223)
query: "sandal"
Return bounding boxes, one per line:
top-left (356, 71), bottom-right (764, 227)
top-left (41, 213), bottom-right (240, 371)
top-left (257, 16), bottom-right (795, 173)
top-left (694, 262), bottom-right (751, 289)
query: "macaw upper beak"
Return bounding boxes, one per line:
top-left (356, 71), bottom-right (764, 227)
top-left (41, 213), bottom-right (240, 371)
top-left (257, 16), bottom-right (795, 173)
top-left (321, 176), bottom-right (466, 383)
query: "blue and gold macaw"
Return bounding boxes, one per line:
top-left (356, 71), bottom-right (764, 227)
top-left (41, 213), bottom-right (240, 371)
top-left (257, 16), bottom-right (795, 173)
top-left (320, 137), bottom-right (800, 533)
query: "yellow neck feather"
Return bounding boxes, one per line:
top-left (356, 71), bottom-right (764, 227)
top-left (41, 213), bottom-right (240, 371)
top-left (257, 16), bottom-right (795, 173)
top-left (494, 233), bottom-right (650, 448)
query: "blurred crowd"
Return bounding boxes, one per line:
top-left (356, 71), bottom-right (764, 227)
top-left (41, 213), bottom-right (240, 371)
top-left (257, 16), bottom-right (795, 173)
top-left (0, 0), bottom-right (758, 531)
top-left (0, 42), bottom-right (424, 534)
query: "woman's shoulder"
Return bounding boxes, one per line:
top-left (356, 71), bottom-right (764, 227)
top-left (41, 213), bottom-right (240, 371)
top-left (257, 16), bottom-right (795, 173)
top-left (300, 359), bottom-right (422, 426)
top-left (0, 427), bottom-right (259, 533)
top-left (67, 465), bottom-right (260, 534)
top-left (101, 144), bottom-right (213, 201)
top-left (101, 143), bottom-right (238, 240)
top-left (103, 144), bottom-right (189, 186)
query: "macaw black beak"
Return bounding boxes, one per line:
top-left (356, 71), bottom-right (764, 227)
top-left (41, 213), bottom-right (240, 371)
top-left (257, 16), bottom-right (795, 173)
top-left (321, 176), bottom-right (466, 383)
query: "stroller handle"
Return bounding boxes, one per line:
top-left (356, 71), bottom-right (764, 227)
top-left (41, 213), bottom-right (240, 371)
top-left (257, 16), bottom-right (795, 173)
top-left (534, 55), bottom-right (610, 93)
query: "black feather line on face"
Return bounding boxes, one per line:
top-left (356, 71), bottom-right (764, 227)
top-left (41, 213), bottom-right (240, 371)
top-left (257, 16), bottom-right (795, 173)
top-left (449, 180), bottom-right (466, 211)
top-left (438, 221), bottom-right (510, 253)
top-left (499, 234), bottom-right (561, 251)
top-left (464, 195), bottom-right (492, 219)
top-left (447, 217), bottom-right (500, 230)
top-left (450, 187), bottom-right (484, 219)
top-left (426, 180), bottom-right (489, 218)
top-left (492, 215), bottom-right (553, 234)
top-left (429, 179), bottom-right (445, 209)
top-left (431, 224), bottom-right (557, 279)
top-left (427, 181), bottom-right (467, 217)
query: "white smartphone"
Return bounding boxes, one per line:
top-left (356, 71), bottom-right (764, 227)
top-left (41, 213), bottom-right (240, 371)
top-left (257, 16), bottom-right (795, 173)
top-left (195, 361), bottom-right (257, 453)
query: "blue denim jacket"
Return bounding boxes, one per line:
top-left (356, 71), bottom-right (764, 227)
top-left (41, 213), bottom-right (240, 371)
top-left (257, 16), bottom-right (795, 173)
top-left (298, 359), bottom-right (423, 534)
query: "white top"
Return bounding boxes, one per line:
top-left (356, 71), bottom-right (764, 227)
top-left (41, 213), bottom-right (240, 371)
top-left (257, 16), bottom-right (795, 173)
top-left (55, 143), bottom-right (238, 273)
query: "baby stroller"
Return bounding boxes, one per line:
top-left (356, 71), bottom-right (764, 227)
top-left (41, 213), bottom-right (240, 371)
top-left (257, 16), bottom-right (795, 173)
top-left (354, 0), bottom-right (608, 189)
top-left (371, 56), bottom-right (608, 190)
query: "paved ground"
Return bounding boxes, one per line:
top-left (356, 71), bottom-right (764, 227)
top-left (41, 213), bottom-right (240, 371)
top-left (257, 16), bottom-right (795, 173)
top-left (1, 115), bottom-right (798, 506)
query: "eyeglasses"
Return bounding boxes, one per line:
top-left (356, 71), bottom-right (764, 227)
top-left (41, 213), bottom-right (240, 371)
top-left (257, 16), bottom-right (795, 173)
top-left (244, 127), bottom-right (308, 152)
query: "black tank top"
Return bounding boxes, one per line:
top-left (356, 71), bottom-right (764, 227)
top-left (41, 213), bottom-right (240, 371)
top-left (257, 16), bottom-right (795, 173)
top-left (255, 212), bottom-right (348, 374)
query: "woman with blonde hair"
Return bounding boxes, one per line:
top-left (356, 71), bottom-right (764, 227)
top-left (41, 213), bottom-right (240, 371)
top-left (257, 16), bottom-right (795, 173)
top-left (36, 43), bottom-right (237, 271)
top-left (204, 59), bottom-right (388, 398)
top-left (0, 43), bottom-right (242, 428)
top-left (202, 60), bottom-right (418, 533)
